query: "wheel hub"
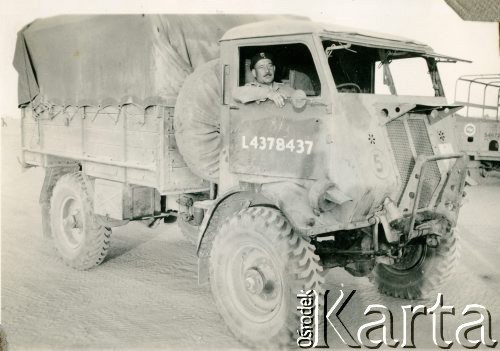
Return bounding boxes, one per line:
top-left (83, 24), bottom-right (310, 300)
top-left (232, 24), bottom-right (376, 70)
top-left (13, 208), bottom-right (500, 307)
top-left (60, 198), bottom-right (84, 249)
top-left (63, 210), bottom-right (81, 229)
top-left (244, 268), bottom-right (265, 295)
top-left (227, 246), bottom-right (283, 318)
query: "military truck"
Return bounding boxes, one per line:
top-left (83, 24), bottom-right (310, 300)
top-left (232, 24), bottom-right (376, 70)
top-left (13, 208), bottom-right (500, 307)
top-left (453, 74), bottom-right (500, 176)
top-left (15, 15), bottom-right (467, 347)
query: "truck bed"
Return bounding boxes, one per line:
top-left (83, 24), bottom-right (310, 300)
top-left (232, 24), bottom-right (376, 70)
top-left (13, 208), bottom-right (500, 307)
top-left (21, 102), bottom-right (209, 195)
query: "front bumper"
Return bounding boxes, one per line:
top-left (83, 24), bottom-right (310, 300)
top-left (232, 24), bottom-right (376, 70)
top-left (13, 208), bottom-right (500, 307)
top-left (376, 153), bottom-right (467, 243)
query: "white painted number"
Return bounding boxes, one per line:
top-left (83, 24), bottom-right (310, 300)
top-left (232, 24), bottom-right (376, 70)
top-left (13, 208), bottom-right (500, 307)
top-left (259, 136), bottom-right (266, 150)
top-left (241, 136), bottom-right (314, 155)
top-left (305, 140), bottom-right (313, 155)
top-left (296, 139), bottom-right (305, 154)
top-left (250, 136), bottom-right (259, 149)
top-left (267, 137), bottom-right (275, 149)
top-left (276, 138), bottom-right (285, 151)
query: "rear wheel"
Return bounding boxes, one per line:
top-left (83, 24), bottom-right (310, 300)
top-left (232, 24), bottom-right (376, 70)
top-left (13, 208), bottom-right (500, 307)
top-left (373, 228), bottom-right (458, 299)
top-left (209, 207), bottom-right (325, 347)
top-left (50, 173), bottom-right (111, 270)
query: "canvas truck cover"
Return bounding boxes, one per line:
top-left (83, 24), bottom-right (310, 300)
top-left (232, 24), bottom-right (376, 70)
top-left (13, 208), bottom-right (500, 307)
top-left (13, 14), bottom-right (288, 107)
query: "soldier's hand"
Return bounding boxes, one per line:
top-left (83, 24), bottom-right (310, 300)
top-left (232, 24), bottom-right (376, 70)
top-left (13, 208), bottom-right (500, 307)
top-left (267, 91), bottom-right (285, 107)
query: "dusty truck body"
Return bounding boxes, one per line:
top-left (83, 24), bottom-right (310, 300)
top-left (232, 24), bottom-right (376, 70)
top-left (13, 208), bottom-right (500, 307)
top-left (16, 15), bottom-right (467, 347)
top-left (453, 74), bottom-right (500, 176)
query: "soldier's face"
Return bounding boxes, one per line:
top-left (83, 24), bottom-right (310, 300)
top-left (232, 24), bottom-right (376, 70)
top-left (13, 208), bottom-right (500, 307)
top-left (252, 59), bottom-right (275, 85)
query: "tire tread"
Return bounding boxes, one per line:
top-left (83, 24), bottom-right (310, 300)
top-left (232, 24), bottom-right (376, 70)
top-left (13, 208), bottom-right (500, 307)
top-left (209, 206), bottom-right (325, 348)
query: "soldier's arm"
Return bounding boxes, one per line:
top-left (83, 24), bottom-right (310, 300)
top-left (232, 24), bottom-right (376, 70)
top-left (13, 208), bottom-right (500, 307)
top-left (232, 85), bottom-right (271, 104)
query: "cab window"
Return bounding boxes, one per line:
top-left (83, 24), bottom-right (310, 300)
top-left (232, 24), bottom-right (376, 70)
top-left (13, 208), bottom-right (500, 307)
top-left (238, 43), bottom-right (321, 96)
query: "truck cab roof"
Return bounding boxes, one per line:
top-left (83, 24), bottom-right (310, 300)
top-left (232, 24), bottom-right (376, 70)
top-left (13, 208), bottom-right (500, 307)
top-left (222, 19), bottom-right (470, 63)
top-left (222, 19), bottom-right (434, 54)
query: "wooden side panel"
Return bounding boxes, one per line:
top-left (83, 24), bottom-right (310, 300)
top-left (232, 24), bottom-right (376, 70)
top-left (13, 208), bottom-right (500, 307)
top-left (21, 104), bottom-right (210, 194)
top-left (22, 106), bottom-right (84, 158)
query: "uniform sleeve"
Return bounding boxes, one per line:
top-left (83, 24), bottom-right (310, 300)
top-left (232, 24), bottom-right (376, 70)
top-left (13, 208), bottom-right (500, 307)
top-left (233, 85), bottom-right (270, 104)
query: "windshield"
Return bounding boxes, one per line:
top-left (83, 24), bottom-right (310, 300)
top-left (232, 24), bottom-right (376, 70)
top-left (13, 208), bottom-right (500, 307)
top-left (322, 39), bottom-right (444, 97)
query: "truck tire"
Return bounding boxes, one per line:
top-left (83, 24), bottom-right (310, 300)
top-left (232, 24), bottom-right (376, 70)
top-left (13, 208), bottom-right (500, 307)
top-left (174, 59), bottom-right (221, 182)
top-left (209, 207), bottom-right (325, 347)
top-left (373, 228), bottom-right (458, 299)
top-left (50, 172), bottom-right (111, 270)
top-left (40, 165), bottom-right (79, 239)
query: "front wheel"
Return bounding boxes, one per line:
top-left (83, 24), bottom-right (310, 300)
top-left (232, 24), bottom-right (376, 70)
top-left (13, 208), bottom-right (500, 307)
top-left (373, 227), bottom-right (458, 299)
top-left (209, 207), bottom-right (325, 348)
top-left (50, 173), bottom-right (111, 270)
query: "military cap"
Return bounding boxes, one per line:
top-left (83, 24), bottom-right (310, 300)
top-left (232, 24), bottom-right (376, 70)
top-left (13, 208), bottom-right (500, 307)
top-left (250, 52), bottom-right (274, 69)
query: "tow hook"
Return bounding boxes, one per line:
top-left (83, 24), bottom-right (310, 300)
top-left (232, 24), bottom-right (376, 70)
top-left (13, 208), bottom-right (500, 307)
top-left (426, 234), bottom-right (440, 248)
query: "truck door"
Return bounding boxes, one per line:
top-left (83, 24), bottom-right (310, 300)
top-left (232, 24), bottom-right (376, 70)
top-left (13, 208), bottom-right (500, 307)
top-left (227, 42), bottom-right (331, 181)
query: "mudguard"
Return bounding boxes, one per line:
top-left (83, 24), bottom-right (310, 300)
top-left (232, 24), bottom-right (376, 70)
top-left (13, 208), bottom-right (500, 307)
top-left (196, 189), bottom-right (276, 257)
top-left (196, 181), bottom-right (340, 283)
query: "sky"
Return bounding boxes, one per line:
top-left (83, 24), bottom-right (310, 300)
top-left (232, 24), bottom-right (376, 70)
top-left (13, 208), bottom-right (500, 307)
top-left (0, 0), bottom-right (499, 118)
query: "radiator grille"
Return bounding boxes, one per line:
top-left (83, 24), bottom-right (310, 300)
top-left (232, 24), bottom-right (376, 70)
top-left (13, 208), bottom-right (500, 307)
top-left (407, 119), bottom-right (441, 208)
top-left (386, 120), bottom-right (415, 203)
top-left (387, 117), bottom-right (441, 208)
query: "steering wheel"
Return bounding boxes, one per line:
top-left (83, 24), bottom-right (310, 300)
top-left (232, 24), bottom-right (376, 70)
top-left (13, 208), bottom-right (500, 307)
top-left (336, 83), bottom-right (362, 93)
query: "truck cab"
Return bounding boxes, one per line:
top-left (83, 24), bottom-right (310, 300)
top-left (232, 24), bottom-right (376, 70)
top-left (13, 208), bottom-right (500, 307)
top-left (211, 19), bottom-right (466, 234)
top-left (197, 20), bottom-right (467, 346)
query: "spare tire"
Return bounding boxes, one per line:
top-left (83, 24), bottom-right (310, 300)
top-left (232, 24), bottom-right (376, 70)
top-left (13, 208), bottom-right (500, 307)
top-left (174, 59), bottom-right (221, 182)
